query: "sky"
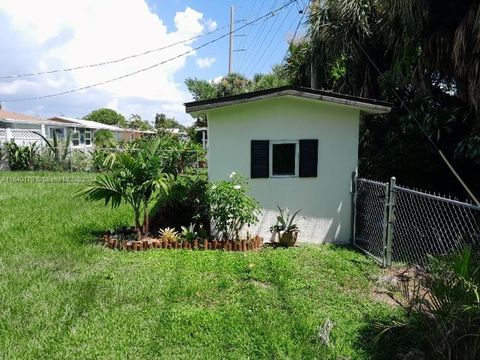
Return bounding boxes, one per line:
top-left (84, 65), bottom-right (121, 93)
top-left (0, 0), bottom-right (307, 126)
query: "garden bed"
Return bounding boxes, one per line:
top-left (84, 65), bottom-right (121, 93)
top-left (103, 232), bottom-right (263, 251)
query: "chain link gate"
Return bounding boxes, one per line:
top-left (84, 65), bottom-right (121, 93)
top-left (352, 174), bottom-right (480, 266)
top-left (352, 177), bottom-right (390, 265)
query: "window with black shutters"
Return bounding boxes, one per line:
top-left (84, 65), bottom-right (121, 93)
top-left (271, 142), bottom-right (297, 176)
top-left (251, 139), bottom-right (318, 179)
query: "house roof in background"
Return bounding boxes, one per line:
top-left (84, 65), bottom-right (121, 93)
top-left (0, 109), bottom-right (66, 126)
top-left (49, 116), bottom-right (126, 132)
top-left (185, 86), bottom-right (392, 115)
top-left (0, 109), bottom-right (45, 123)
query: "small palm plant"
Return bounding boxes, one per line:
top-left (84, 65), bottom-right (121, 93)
top-left (270, 206), bottom-right (302, 246)
top-left (180, 223), bottom-right (197, 244)
top-left (159, 227), bottom-right (180, 244)
top-left (79, 138), bottom-right (171, 238)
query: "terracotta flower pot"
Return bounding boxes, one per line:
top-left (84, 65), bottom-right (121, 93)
top-left (279, 231), bottom-right (298, 247)
top-left (203, 239), bottom-right (208, 250)
top-left (132, 242), bottom-right (138, 251)
top-left (193, 239), bottom-right (198, 249)
top-left (143, 240), bottom-right (149, 249)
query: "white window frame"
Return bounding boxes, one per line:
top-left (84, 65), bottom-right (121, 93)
top-left (84, 129), bottom-right (92, 147)
top-left (270, 140), bottom-right (299, 178)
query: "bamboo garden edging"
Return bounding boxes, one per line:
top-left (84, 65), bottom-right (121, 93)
top-left (103, 234), bottom-right (264, 252)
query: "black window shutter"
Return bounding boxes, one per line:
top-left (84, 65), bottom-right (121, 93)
top-left (299, 139), bottom-right (318, 177)
top-left (251, 140), bottom-right (269, 178)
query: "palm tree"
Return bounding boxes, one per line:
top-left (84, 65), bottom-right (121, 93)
top-left (79, 138), bottom-right (171, 237)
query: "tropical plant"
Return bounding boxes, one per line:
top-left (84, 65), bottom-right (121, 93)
top-left (180, 223), bottom-right (197, 243)
top-left (375, 248), bottom-right (480, 359)
top-left (150, 176), bottom-right (209, 233)
top-left (4, 141), bottom-right (39, 170)
top-left (34, 130), bottom-right (72, 165)
top-left (93, 129), bottom-right (116, 148)
top-left (79, 138), bottom-right (172, 237)
top-left (270, 206), bottom-right (302, 246)
top-left (159, 227), bottom-right (180, 243)
top-left (276, 0), bottom-right (480, 197)
top-left (207, 173), bottom-right (260, 241)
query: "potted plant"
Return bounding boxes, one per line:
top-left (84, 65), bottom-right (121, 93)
top-left (269, 206), bottom-right (302, 247)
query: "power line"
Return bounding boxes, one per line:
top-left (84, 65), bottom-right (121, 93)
top-left (0, 24), bottom-right (232, 80)
top-left (249, 1), bottom-right (295, 76)
top-left (235, 0), bottom-right (262, 71)
top-left (244, 0), bottom-right (289, 76)
top-left (280, 2), bottom-right (306, 66)
top-left (0, 0), bottom-right (296, 103)
top-left (351, 36), bottom-right (479, 206)
top-left (237, 1), bottom-right (278, 74)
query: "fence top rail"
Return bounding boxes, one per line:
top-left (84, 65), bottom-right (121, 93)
top-left (356, 177), bottom-right (388, 186)
top-left (394, 184), bottom-right (480, 211)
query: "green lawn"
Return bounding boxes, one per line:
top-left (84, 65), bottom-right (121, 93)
top-left (0, 172), bottom-right (398, 359)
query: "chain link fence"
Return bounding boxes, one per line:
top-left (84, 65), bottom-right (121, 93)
top-left (353, 176), bottom-right (480, 266)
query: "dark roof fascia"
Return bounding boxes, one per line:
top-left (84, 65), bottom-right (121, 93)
top-left (184, 86), bottom-right (392, 113)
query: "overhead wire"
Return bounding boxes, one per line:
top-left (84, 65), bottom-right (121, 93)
top-left (237, 1), bottom-right (278, 74)
top-left (0, 0), bottom-right (296, 103)
top-left (0, 24), bottom-right (232, 80)
top-left (234, 0), bottom-right (260, 70)
top-left (249, 1), bottom-right (295, 76)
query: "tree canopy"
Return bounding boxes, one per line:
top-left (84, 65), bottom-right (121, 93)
top-left (154, 113), bottom-right (185, 131)
top-left (281, 0), bottom-right (480, 196)
top-left (83, 108), bottom-right (128, 128)
top-left (128, 114), bottom-right (153, 131)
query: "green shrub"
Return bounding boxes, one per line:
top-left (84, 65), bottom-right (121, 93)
top-left (375, 248), bottom-right (480, 359)
top-left (207, 173), bottom-right (260, 241)
top-left (4, 141), bottom-right (39, 170)
top-left (151, 176), bottom-right (210, 234)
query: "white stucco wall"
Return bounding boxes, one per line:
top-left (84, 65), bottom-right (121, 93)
top-left (207, 95), bottom-right (360, 244)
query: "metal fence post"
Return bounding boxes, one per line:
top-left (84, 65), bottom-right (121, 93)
top-left (385, 177), bottom-right (396, 267)
top-left (351, 171), bottom-right (357, 246)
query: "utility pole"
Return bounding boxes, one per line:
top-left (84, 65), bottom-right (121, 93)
top-left (228, 5), bottom-right (234, 74)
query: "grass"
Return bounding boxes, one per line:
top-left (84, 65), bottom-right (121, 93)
top-left (0, 172), bottom-right (399, 359)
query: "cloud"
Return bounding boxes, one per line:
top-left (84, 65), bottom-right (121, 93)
top-left (205, 19), bottom-right (218, 32)
top-left (0, 0), bottom-right (213, 124)
top-left (196, 57), bottom-right (217, 69)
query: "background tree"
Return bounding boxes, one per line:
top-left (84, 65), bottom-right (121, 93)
top-left (154, 113), bottom-right (185, 131)
top-left (128, 114), bottom-right (153, 131)
top-left (83, 108), bottom-right (128, 128)
top-left (281, 0), bottom-right (480, 196)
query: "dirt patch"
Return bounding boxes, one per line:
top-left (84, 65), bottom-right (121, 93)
top-left (369, 266), bottom-right (429, 308)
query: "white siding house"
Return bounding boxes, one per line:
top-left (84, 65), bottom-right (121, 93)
top-left (185, 86), bottom-right (391, 244)
top-left (0, 110), bottom-right (144, 148)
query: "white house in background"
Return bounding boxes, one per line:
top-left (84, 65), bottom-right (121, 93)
top-left (0, 110), bottom-right (145, 148)
top-left (185, 86), bottom-right (391, 244)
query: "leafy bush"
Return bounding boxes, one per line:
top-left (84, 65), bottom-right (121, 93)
top-left (4, 141), bottom-right (39, 170)
top-left (375, 248), bottom-right (480, 359)
top-left (207, 173), bottom-right (260, 241)
top-left (150, 175), bottom-right (209, 234)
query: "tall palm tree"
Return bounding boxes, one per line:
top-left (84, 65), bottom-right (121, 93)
top-left (79, 138), bottom-right (171, 237)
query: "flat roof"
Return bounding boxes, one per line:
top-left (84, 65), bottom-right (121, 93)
top-left (185, 85), bottom-right (392, 115)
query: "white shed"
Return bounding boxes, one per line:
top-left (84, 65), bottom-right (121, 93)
top-left (185, 86), bottom-right (391, 244)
